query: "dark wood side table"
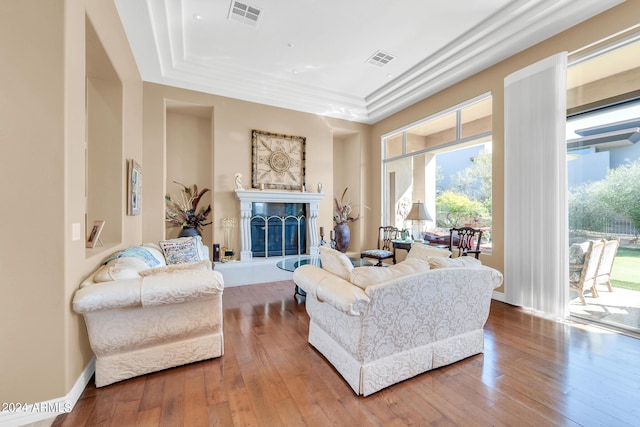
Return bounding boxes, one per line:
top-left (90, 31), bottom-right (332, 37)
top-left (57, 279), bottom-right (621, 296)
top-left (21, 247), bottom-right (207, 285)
top-left (392, 240), bottom-right (448, 257)
top-left (392, 240), bottom-right (413, 253)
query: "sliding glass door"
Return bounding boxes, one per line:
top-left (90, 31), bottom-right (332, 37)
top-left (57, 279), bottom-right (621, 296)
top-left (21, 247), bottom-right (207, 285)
top-left (567, 36), bottom-right (640, 333)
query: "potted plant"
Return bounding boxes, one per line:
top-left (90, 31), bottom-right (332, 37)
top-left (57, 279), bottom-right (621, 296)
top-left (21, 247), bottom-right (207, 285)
top-left (333, 187), bottom-right (362, 252)
top-left (165, 181), bottom-right (212, 237)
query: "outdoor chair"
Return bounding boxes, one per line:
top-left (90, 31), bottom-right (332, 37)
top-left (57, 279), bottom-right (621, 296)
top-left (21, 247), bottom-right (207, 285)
top-left (361, 226), bottom-right (397, 266)
top-left (595, 238), bottom-right (620, 292)
top-left (569, 240), bottom-right (605, 305)
top-left (448, 227), bottom-right (483, 259)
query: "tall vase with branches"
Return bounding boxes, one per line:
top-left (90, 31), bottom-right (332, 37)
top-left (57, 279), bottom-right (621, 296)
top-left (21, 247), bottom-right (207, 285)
top-left (165, 181), bottom-right (212, 237)
top-left (333, 187), bottom-right (361, 252)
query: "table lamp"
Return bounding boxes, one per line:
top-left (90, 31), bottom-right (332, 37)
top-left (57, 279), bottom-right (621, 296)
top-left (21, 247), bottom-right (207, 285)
top-left (405, 201), bottom-right (432, 240)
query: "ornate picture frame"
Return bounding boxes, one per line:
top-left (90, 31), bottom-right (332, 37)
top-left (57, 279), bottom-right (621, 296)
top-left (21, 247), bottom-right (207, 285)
top-left (252, 130), bottom-right (306, 190)
top-left (127, 159), bottom-right (142, 216)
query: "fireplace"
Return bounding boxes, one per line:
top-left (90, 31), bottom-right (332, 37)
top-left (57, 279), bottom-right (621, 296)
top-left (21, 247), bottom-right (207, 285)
top-left (250, 202), bottom-right (306, 257)
top-left (235, 190), bottom-right (325, 261)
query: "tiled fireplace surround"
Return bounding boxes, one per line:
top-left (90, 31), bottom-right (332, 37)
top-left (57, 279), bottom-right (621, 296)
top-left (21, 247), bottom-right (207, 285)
top-left (215, 189), bottom-right (325, 286)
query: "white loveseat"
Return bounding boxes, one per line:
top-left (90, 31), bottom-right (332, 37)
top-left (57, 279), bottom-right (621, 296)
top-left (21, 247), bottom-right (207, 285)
top-left (292, 245), bottom-right (503, 396)
top-left (73, 237), bottom-right (224, 387)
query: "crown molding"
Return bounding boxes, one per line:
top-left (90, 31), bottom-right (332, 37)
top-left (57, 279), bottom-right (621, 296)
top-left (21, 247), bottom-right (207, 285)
top-left (117, 0), bottom-right (624, 124)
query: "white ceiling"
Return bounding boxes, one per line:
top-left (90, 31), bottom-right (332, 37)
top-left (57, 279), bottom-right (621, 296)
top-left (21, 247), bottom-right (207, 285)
top-left (114, 0), bottom-right (624, 124)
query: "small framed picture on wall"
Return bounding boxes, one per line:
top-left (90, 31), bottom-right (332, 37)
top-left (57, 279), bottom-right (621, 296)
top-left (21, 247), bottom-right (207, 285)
top-left (127, 159), bottom-right (142, 215)
top-left (86, 220), bottom-right (105, 248)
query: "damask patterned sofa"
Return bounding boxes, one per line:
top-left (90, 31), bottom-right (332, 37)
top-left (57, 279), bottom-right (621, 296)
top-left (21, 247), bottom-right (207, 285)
top-left (73, 237), bottom-right (224, 387)
top-left (293, 245), bottom-right (502, 396)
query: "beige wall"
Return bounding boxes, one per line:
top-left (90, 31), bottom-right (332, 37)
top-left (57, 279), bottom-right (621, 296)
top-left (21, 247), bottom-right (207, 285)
top-left (0, 0), bottom-right (638, 407)
top-left (0, 0), bottom-right (67, 404)
top-left (142, 83), bottom-right (369, 256)
top-left (370, 0), bottom-right (640, 292)
top-left (165, 109), bottom-right (214, 248)
top-left (0, 0), bottom-right (142, 403)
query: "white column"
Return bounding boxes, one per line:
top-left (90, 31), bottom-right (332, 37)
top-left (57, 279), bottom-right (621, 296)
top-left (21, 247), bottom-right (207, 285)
top-left (239, 199), bottom-right (253, 261)
top-left (308, 201), bottom-right (319, 255)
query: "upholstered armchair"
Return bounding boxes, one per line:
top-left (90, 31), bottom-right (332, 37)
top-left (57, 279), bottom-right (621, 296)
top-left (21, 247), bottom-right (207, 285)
top-left (73, 241), bottom-right (224, 387)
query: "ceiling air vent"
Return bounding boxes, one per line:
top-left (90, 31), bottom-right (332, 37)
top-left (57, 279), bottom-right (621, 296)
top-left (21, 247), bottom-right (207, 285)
top-left (366, 50), bottom-right (395, 67)
top-left (228, 1), bottom-right (262, 26)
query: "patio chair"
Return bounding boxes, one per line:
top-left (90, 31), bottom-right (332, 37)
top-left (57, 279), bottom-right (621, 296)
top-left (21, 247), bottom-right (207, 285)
top-left (569, 240), bottom-right (605, 305)
top-left (595, 238), bottom-right (620, 292)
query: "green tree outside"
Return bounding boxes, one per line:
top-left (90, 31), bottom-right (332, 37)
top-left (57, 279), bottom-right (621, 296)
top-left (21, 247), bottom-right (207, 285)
top-left (569, 159), bottom-right (640, 236)
top-left (435, 191), bottom-right (487, 228)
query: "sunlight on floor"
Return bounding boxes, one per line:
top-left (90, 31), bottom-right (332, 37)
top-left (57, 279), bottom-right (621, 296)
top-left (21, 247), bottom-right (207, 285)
top-left (569, 286), bottom-right (640, 334)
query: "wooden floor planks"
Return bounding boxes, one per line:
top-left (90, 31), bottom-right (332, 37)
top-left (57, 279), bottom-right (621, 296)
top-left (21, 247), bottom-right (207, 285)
top-left (53, 280), bottom-right (640, 426)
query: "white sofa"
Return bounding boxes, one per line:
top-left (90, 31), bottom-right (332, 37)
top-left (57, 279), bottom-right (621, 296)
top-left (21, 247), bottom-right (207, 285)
top-left (292, 245), bottom-right (503, 396)
top-left (73, 238), bottom-right (224, 387)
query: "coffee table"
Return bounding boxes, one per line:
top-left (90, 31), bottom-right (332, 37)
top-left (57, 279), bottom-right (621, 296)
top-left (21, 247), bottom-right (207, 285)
top-left (276, 255), bottom-right (374, 298)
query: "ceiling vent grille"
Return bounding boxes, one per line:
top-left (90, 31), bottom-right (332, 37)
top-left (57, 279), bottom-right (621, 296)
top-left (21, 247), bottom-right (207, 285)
top-left (366, 50), bottom-right (395, 67)
top-left (228, 1), bottom-right (262, 26)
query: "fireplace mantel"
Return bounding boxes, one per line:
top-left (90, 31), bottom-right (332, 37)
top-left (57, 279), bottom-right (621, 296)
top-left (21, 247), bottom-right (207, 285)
top-left (235, 189), bottom-right (325, 261)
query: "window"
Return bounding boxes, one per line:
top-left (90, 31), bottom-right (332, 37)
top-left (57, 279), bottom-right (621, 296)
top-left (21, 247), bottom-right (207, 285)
top-left (382, 94), bottom-right (493, 252)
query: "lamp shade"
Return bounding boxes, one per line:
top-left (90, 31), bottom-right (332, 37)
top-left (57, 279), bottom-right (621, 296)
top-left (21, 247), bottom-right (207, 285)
top-left (405, 201), bottom-right (432, 221)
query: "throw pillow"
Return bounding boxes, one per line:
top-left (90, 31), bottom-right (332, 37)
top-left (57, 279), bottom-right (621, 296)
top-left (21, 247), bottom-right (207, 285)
top-left (159, 236), bottom-right (206, 265)
top-left (406, 243), bottom-right (451, 260)
top-left (139, 260), bottom-right (212, 277)
top-left (102, 246), bottom-right (163, 267)
top-left (319, 246), bottom-right (354, 281)
top-left (427, 256), bottom-right (482, 269)
top-left (350, 258), bottom-right (430, 289)
top-left (93, 257), bottom-right (150, 283)
top-left (568, 241), bottom-right (591, 265)
top-left (142, 243), bottom-right (168, 266)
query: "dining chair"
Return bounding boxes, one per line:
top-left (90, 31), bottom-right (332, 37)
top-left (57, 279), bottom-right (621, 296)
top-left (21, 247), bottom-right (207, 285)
top-left (360, 226), bottom-right (397, 266)
top-left (448, 227), bottom-right (483, 259)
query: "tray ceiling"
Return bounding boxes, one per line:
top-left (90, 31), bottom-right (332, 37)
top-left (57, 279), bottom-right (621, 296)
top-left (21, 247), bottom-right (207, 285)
top-left (114, 0), bottom-right (624, 124)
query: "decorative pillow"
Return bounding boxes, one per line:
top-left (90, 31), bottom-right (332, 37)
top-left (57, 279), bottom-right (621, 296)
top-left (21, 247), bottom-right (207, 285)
top-left (93, 257), bottom-right (150, 283)
top-left (139, 260), bottom-right (212, 277)
top-left (159, 236), bottom-right (206, 265)
top-left (568, 241), bottom-right (591, 265)
top-left (319, 246), bottom-right (354, 281)
top-left (142, 243), bottom-right (168, 266)
top-left (406, 243), bottom-right (451, 260)
top-left (350, 258), bottom-right (430, 289)
top-left (569, 268), bottom-right (583, 287)
top-left (102, 246), bottom-right (163, 267)
top-left (427, 255), bottom-right (482, 269)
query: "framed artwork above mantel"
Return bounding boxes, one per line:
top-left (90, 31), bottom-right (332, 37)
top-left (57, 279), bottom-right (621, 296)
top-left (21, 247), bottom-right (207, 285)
top-left (251, 129), bottom-right (306, 191)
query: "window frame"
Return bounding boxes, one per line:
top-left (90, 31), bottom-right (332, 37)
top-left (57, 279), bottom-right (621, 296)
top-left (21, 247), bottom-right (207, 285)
top-left (381, 92), bottom-right (493, 234)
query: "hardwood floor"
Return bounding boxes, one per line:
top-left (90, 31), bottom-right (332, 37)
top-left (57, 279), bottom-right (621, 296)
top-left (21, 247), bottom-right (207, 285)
top-left (54, 280), bottom-right (640, 426)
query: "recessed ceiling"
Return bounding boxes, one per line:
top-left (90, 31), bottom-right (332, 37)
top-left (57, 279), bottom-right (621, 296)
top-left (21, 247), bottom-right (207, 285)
top-left (114, 0), bottom-right (624, 124)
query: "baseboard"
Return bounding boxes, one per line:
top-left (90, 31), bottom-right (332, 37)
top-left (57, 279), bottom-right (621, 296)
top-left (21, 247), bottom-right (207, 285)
top-left (492, 290), bottom-right (506, 302)
top-left (0, 357), bottom-right (95, 427)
